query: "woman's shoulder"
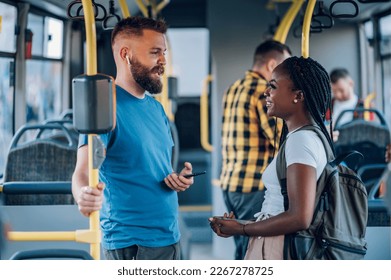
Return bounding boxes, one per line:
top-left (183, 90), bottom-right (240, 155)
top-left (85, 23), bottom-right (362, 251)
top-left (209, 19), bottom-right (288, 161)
top-left (286, 129), bottom-right (324, 150)
top-left (287, 129), bottom-right (318, 141)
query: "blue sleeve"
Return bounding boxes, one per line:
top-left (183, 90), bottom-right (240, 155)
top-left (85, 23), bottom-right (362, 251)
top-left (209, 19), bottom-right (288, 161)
top-left (78, 134), bottom-right (88, 148)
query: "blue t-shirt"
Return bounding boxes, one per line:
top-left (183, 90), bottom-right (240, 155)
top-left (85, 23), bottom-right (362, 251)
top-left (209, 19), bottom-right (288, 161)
top-left (79, 85), bottom-right (178, 249)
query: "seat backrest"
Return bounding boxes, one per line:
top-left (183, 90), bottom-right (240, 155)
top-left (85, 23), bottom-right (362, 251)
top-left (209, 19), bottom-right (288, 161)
top-left (9, 249), bottom-right (93, 260)
top-left (38, 119), bottom-right (79, 149)
top-left (335, 120), bottom-right (390, 168)
top-left (334, 109), bottom-right (390, 195)
top-left (3, 141), bottom-right (76, 205)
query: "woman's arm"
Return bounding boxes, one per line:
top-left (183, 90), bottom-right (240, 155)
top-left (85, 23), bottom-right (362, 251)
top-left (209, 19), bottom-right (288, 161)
top-left (211, 163), bottom-right (317, 237)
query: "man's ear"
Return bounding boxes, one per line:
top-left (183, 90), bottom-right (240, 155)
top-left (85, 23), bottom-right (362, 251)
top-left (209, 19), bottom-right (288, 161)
top-left (348, 77), bottom-right (354, 88)
top-left (267, 58), bottom-right (278, 73)
top-left (120, 48), bottom-right (131, 63)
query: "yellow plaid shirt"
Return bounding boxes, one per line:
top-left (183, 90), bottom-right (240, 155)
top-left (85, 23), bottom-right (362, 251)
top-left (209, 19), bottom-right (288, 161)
top-left (220, 70), bottom-right (282, 193)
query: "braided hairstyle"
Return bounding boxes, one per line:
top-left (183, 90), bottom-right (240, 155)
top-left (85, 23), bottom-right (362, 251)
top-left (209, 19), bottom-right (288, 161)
top-left (279, 56), bottom-right (335, 155)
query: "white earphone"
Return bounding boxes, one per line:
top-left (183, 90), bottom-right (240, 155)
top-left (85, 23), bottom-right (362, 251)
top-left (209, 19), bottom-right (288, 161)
top-left (126, 55), bottom-right (131, 65)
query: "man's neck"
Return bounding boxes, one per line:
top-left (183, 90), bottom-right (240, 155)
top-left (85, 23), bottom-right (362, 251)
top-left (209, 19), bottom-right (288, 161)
top-left (251, 66), bottom-right (268, 81)
top-left (115, 78), bottom-right (145, 99)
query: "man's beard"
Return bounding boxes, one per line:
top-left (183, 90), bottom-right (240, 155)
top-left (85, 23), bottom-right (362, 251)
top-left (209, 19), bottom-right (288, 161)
top-left (131, 57), bottom-right (164, 94)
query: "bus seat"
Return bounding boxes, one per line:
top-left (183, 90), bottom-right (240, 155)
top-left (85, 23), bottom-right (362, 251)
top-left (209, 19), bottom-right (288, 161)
top-left (38, 119), bottom-right (79, 148)
top-left (9, 249), bottom-right (93, 260)
top-left (334, 109), bottom-right (390, 194)
top-left (60, 109), bottom-right (73, 120)
top-left (10, 123), bottom-right (76, 149)
top-left (175, 99), bottom-right (202, 150)
top-left (3, 141), bottom-right (76, 205)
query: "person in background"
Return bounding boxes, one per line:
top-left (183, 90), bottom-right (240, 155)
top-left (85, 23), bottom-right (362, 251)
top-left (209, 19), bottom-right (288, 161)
top-left (329, 68), bottom-right (362, 128)
top-left (211, 56), bottom-right (333, 260)
top-left (72, 17), bottom-right (194, 260)
top-left (219, 40), bottom-right (291, 259)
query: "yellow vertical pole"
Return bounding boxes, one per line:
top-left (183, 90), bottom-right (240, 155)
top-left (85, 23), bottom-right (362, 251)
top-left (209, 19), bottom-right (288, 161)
top-left (273, 0), bottom-right (305, 43)
top-left (301, 0), bottom-right (317, 58)
top-left (136, 0), bottom-right (149, 17)
top-left (118, 0), bottom-right (131, 18)
top-left (200, 75), bottom-right (213, 152)
top-left (156, 0), bottom-right (170, 13)
top-left (364, 92), bottom-right (376, 121)
top-left (161, 35), bottom-right (175, 121)
top-left (149, 1), bottom-right (174, 120)
top-left (81, 0), bottom-right (100, 260)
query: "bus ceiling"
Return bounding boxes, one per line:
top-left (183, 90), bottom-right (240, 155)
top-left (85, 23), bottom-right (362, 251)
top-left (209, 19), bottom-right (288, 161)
top-left (15, 0), bottom-right (391, 25)
top-left (19, 0), bottom-right (140, 19)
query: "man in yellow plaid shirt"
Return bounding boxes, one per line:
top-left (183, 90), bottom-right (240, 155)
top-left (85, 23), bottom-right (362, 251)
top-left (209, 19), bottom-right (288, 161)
top-left (220, 40), bottom-right (291, 259)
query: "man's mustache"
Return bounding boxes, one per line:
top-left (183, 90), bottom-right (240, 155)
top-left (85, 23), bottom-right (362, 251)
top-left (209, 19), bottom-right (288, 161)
top-left (151, 65), bottom-right (165, 75)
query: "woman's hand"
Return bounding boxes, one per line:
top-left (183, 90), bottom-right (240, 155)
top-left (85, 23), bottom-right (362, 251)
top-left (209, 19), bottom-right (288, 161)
top-left (209, 211), bottom-right (242, 238)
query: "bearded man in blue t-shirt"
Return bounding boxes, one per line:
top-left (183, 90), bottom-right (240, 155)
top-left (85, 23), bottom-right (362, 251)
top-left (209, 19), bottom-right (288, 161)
top-left (72, 16), bottom-right (194, 260)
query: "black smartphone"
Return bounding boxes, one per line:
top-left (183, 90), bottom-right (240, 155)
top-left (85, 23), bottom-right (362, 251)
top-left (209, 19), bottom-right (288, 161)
top-left (183, 171), bottom-right (206, 178)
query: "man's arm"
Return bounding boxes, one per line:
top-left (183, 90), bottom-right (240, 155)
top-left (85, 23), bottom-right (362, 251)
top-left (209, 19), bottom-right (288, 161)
top-left (72, 145), bottom-right (104, 217)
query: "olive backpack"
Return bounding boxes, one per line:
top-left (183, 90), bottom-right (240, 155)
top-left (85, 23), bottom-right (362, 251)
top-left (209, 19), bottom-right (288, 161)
top-left (276, 125), bottom-right (368, 260)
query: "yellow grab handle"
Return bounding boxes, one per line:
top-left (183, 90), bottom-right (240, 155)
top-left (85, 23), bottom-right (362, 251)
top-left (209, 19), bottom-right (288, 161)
top-left (8, 231), bottom-right (76, 241)
top-left (136, 0), bottom-right (149, 17)
top-left (274, 0), bottom-right (305, 43)
top-left (156, 0), bottom-right (170, 13)
top-left (118, 0), bottom-right (131, 18)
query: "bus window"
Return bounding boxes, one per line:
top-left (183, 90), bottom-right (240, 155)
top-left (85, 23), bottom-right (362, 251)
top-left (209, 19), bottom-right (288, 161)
top-left (0, 2), bottom-right (17, 52)
top-left (0, 2), bottom-right (17, 174)
top-left (380, 14), bottom-right (391, 124)
top-left (360, 20), bottom-right (376, 102)
top-left (382, 59), bottom-right (391, 123)
top-left (167, 28), bottom-right (209, 97)
top-left (25, 13), bottom-right (63, 124)
top-left (380, 15), bottom-right (391, 57)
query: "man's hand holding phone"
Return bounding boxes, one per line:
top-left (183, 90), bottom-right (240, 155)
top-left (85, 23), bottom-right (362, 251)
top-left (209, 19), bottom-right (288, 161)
top-left (164, 162), bottom-right (205, 192)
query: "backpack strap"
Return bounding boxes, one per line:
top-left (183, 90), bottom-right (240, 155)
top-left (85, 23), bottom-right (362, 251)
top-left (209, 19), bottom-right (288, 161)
top-left (330, 150), bottom-right (363, 168)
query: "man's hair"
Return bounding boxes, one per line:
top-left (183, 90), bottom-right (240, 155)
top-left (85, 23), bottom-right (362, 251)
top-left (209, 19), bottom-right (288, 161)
top-left (253, 40), bottom-right (292, 66)
top-left (330, 68), bottom-right (350, 84)
top-left (111, 16), bottom-right (167, 46)
top-left (279, 56), bottom-right (335, 154)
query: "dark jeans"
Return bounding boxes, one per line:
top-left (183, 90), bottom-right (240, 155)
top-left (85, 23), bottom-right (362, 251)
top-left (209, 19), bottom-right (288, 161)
top-left (104, 242), bottom-right (180, 260)
top-left (223, 190), bottom-right (265, 260)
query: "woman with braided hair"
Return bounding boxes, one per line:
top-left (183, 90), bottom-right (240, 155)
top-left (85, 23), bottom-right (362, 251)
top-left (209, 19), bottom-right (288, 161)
top-left (209, 56), bottom-right (333, 259)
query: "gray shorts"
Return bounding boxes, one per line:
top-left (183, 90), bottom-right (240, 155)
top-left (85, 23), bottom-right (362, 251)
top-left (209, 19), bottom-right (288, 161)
top-left (103, 242), bottom-right (180, 260)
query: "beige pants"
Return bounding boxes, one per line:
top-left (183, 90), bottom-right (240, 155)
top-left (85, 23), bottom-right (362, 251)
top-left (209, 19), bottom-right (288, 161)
top-left (244, 235), bottom-right (284, 260)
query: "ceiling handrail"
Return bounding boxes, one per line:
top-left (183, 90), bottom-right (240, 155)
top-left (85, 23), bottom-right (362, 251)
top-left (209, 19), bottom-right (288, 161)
top-left (330, 0), bottom-right (359, 18)
top-left (102, 0), bottom-right (121, 30)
